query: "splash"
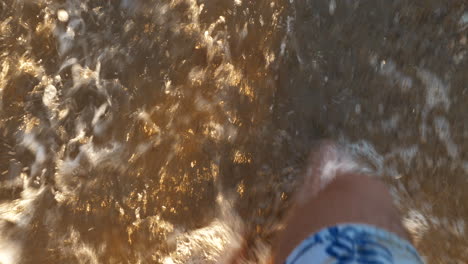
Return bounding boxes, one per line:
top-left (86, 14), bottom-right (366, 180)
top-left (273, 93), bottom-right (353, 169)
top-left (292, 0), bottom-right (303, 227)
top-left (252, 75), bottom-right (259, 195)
top-left (0, 0), bottom-right (288, 262)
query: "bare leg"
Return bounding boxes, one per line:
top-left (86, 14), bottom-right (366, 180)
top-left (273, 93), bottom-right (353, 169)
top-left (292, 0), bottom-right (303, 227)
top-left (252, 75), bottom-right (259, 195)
top-left (272, 143), bottom-right (410, 263)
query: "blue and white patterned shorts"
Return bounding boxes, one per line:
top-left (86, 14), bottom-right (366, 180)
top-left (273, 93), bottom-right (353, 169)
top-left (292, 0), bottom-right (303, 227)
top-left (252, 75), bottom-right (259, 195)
top-left (285, 224), bottom-right (424, 264)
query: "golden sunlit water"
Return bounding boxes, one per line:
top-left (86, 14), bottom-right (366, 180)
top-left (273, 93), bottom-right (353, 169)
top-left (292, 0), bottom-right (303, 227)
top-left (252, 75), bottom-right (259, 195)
top-left (0, 0), bottom-right (467, 263)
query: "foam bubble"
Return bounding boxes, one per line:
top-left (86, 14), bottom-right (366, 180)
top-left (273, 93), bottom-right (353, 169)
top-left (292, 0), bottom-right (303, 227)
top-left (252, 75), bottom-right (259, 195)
top-left (57, 9), bottom-right (69, 22)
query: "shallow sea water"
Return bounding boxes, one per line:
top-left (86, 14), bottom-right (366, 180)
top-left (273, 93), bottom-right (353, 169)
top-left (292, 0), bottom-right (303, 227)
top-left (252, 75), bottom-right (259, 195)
top-left (0, 0), bottom-right (467, 263)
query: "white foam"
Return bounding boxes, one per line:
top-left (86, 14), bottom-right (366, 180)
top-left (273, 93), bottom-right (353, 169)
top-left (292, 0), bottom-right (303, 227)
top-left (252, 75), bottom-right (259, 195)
top-left (329, 0), bottom-right (336, 15)
top-left (71, 120), bottom-right (87, 143)
top-left (52, 4), bottom-right (86, 54)
top-left (374, 59), bottom-right (413, 91)
top-left (70, 63), bottom-right (100, 92)
top-left (164, 220), bottom-right (238, 263)
top-left (91, 103), bottom-right (111, 136)
top-left (345, 140), bottom-right (384, 174)
top-left (62, 229), bottom-right (100, 264)
top-left (163, 194), bottom-right (244, 264)
top-left (57, 26), bottom-right (75, 55)
top-left (433, 116), bottom-right (459, 159)
top-left (460, 12), bottom-right (468, 27)
top-left (55, 140), bottom-right (124, 200)
top-left (56, 138), bottom-right (122, 174)
top-left (463, 161), bottom-right (468, 174)
top-left (453, 219), bottom-right (465, 236)
top-left (21, 133), bottom-right (47, 177)
top-left (58, 57), bottom-right (78, 73)
top-left (0, 59), bottom-right (9, 111)
top-left (56, 155), bottom-right (81, 178)
top-left (0, 240), bottom-right (20, 264)
top-left (384, 144), bottom-right (419, 173)
top-left (417, 69), bottom-right (450, 111)
top-left (299, 144), bottom-right (361, 203)
top-left (381, 114), bottom-right (400, 132)
top-left (188, 67), bottom-right (206, 86)
top-left (0, 185), bottom-right (47, 264)
top-left (417, 69), bottom-right (451, 141)
top-left (79, 141), bottom-right (123, 168)
top-left (320, 153), bottom-right (358, 189)
top-left (239, 22), bottom-right (248, 41)
top-left (402, 209), bottom-right (429, 243)
top-left (42, 84), bottom-right (58, 109)
top-left (207, 121), bottom-right (225, 141)
top-left (396, 145), bottom-right (419, 168)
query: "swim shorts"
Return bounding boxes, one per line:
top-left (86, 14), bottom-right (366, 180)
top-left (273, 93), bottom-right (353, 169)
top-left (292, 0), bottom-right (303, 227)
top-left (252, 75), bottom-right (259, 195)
top-left (285, 224), bottom-right (424, 264)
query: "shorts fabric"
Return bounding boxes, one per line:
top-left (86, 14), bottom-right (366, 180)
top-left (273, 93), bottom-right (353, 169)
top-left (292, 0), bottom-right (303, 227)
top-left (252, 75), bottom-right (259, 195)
top-left (285, 223), bottom-right (424, 264)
